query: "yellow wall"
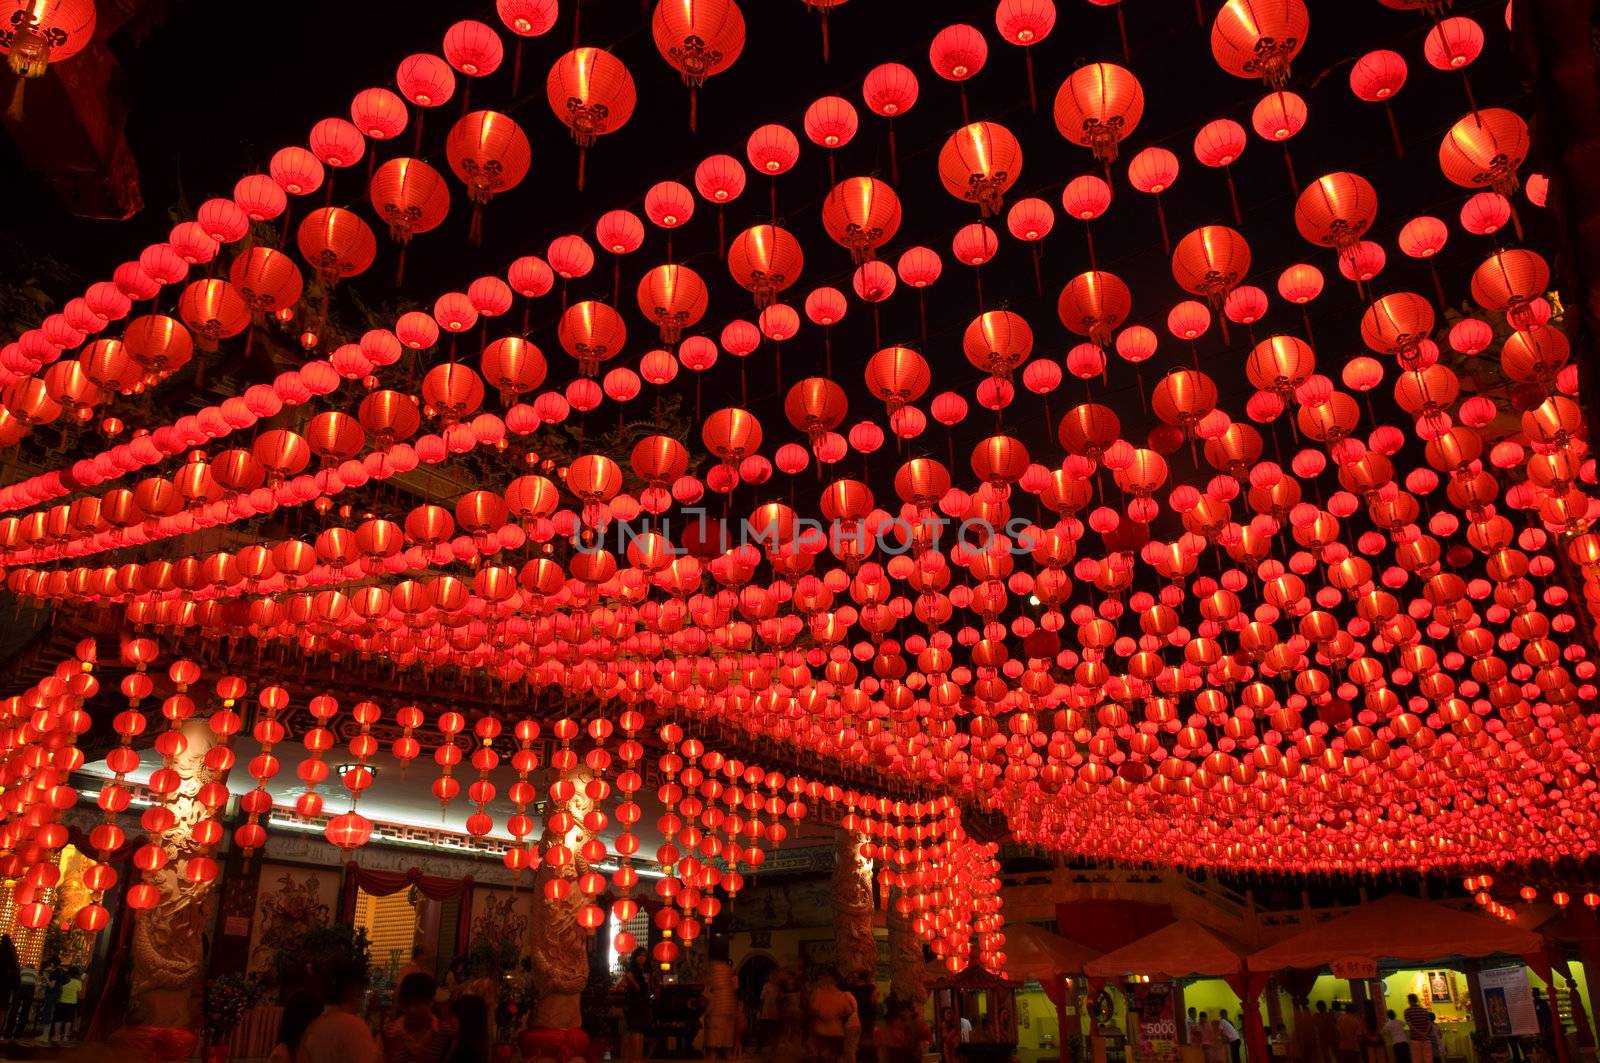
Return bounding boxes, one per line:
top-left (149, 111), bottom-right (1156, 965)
top-left (1016, 985), bottom-right (1063, 1063)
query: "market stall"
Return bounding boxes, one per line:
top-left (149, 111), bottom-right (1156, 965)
top-left (1006, 924), bottom-right (1102, 1063)
top-left (1247, 895), bottom-right (1548, 1063)
top-left (1085, 921), bottom-right (1265, 1063)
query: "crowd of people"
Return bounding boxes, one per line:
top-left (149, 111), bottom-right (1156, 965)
top-left (0, 934), bottom-right (86, 1044)
top-left (617, 948), bottom-right (929, 1063)
top-left (265, 959), bottom-right (493, 1063)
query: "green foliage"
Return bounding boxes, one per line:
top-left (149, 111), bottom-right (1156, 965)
top-left (273, 923), bottom-right (372, 997)
top-left (204, 971), bottom-right (263, 1042)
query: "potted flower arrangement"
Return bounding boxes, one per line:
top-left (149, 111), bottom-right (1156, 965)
top-left (202, 972), bottom-right (261, 1062)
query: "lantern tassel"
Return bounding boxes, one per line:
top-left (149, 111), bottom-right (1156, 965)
top-left (1428, 261), bottom-right (1448, 310)
top-left (1117, 6), bottom-right (1131, 62)
top-left (918, 290), bottom-right (928, 344)
top-left (469, 206), bottom-right (484, 247)
top-left (512, 43), bottom-right (524, 96)
top-left (820, 12), bottom-right (831, 63)
top-left (888, 122), bottom-right (900, 185)
top-left (959, 86), bottom-right (970, 125)
top-left (1385, 106), bottom-right (1405, 158)
top-left (1155, 195), bottom-right (1171, 255)
top-left (1085, 225), bottom-right (1097, 271)
top-left (613, 259), bottom-right (621, 306)
top-left (395, 247), bottom-right (407, 287)
top-left (689, 86), bottom-right (698, 134)
top-left (577, 148), bottom-right (587, 191)
top-left (1225, 168), bottom-right (1242, 225)
top-left (718, 210), bottom-right (726, 257)
top-left (1509, 202), bottom-right (1525, 242)
top-left (1280, 145), bottom-right (1298, 196)
top-left (1031, 245), bottom-right (1042, 297)
top-left (1024, 51), bottom-right (1038, 113)
top-left (6, 78), bottom-right (24, 123)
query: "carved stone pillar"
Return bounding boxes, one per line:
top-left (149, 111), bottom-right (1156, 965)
top-left (832, 830), bottom-right (876, 987)
top-left (887, 889), bottom-right (928, 1007)
top-left (529, 766), bottom-right (596, 1033)
top-left (128, 719), bottom-right (219, 1034)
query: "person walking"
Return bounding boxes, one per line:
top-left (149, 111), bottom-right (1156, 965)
top-left (268, 989), bottom-right (324, 1063)
top-left (382, 973), bottom-right (450, 1063)
top-left (50, 966), bottom-right (82, 1042)
top-left (1219, 1009), bottom-right (1242, 1063)
top-left (1401, 998), bottom-right (1432, 1063)
top-left (1381, 1009), bottom-right (1410, 1063)
top-left (297, 962), bottom-right (379, 1063)
top-left (757, 970), bottom-right (781, 1052)
top-left (808, 969), bottom-right (858, 1063)
top-left (1200, 1012), bottom-right (1224, 1063)
top-left (1334, 1003), bottom-right (1363, 1063)
top-left (620, 947), bottom-right (654, 1063)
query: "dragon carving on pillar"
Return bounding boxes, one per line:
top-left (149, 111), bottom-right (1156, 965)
top-left (128, 720), bottom-right (219, 1034)
top-left (529, 766), bottom-right (596, 1032)
top-left (832, 830), bottom-right (877, 986)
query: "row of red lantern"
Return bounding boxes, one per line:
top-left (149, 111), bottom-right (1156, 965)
top-left (0, 2), bottom-right (1510, 521)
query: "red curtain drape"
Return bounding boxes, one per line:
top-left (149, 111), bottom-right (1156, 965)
top-left (1225, 972), bottom-right (1273, 1063)
top-left (339, 863), bottom-right (476, 923)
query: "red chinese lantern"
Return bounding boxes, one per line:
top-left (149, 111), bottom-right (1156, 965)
top-left (547, 48), bottom-right (637, 188)
top-left (1295, 172), bottom-right (1377, 252)
top-left (747, 123), bottom-right (801, 175)
top-left (444, 20), bottom-right (504, 77)
top-left (1054, 62), bottom-right (1143, 163)
top-left (177, 280), bottom-right (250, 351)
top-left (852, 62), bottom-right (916, 125)
top-left (963, 311), bottom-right (1032, 382)
top-left (995, 0), bottom-right (1054, 107)
top-left (350, 87), bottom-right (408, 140)
top-left (929, 23), bottom-right (987, 82)
top-left (645, 181), bottom-right (695, 229)
top-left (805, 95), bottom-right (858, 150)
top-left (397, 53), bottom-right (456, 108)
top-left (297, 208), bottom-right (377, 286)
top-left (1350, 50), bottom-right (1407, 101)
top-left (559, 301), bottom-right (628, 376)
top-left (270, 147), bottom-right (324, 197)
top-left (369, 158), bottom-right (451, 248)
top-left (952, 223), bottom-right (998, 266)
top-left (1439, 109), bottom-right (1528, 195)
top-left (1172, 225), bottom-right (1251, 309)
top-left (1211, 0), bottom-right (1307, 88)
top-left (481, 337), bottom-right (547, 405)
top-left (1424, 17), bottom-right (1483, 70)
top-left (939, 122), bottom-right (1021, 216)
top-left (865, 348), bottom-right (930, 414)
top-left (1252, 91), bottom-right (1307, 141)
top-left (548, 235), bottom-right (595, 280)
top-left (637, 264), bottom-right (709, 344)
top-left (0, 0), bottom-right (95, 118)
top-left (229, 248), bottom-right (303, 314)
top-left (653, 0), bottom-right (746, 129)
top-left (596, 211), bottom-right (644, 256)
top-left (822, 177), bottom-right (902, 263)
top-left (446, 111), bottom-right (531, 241)
top-left (728, 225), bottom-right (804, 307)
top-left (498, 0), bottom-right (559, 36)
top-left (1058, 270), bottom-right (1131, 346)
